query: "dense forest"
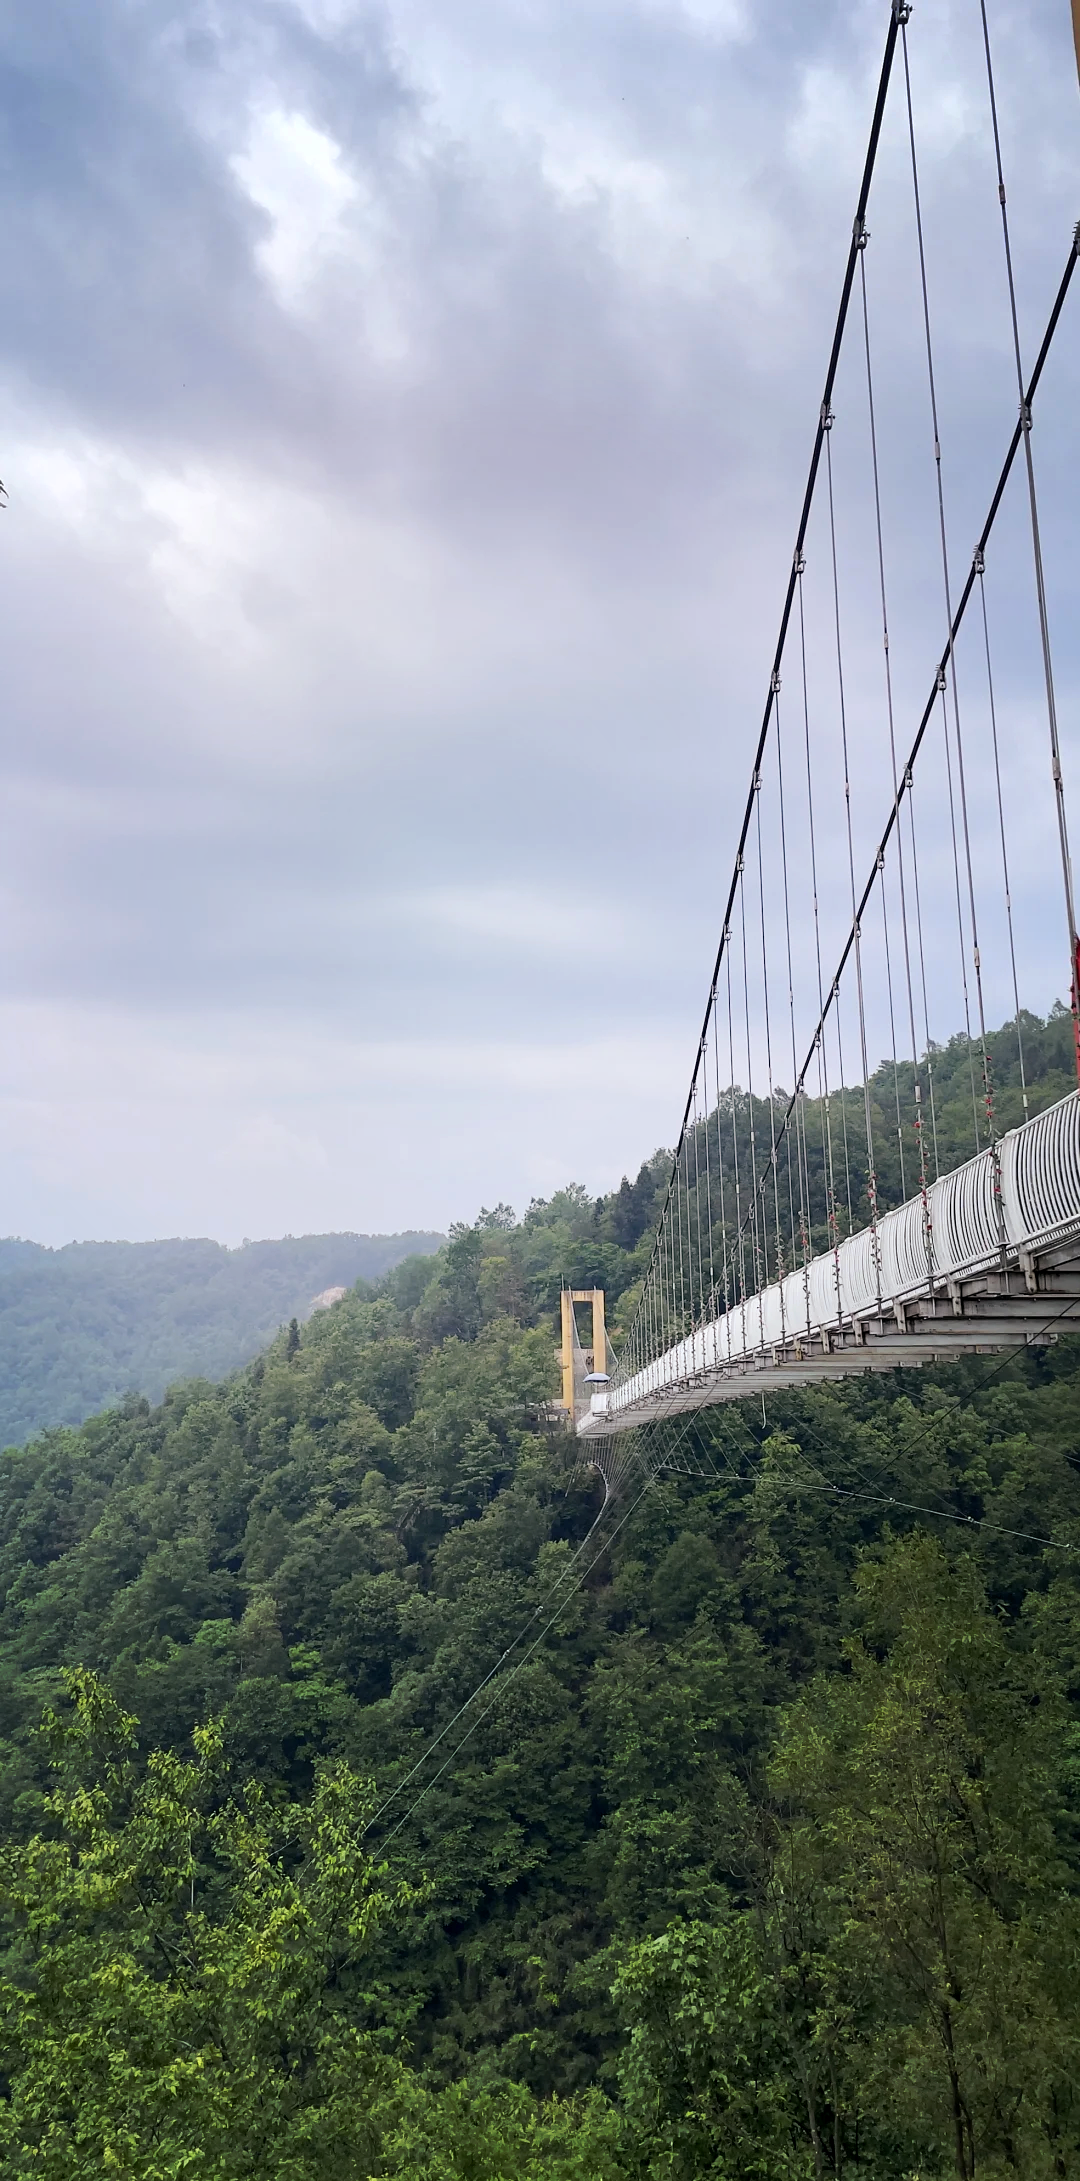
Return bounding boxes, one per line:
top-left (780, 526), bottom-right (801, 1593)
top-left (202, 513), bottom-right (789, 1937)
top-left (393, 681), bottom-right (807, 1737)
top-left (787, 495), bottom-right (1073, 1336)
top-left (1, 1014), bottom-right (1078, 2177)
top-left (0, 1230), bottom-right (443, 1449)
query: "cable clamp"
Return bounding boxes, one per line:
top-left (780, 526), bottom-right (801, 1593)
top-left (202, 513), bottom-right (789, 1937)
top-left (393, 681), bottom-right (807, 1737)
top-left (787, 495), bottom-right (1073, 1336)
top-left (821, 401), bottom-right (834, 432)
top-left (794, 549), bottom-right (806, 576)
top-left (770, 669), bottom-right (781, 694)
top-left (973, 546), bottom-right (985, 575)
top-left (936, 666), bottom-right (947, 693)
top-left (1019, 400), bottom-right (1032, 430)
top-left (854, 217), bottom-right (869, 250)
top-left (892, 0), bottom-right (912, 21)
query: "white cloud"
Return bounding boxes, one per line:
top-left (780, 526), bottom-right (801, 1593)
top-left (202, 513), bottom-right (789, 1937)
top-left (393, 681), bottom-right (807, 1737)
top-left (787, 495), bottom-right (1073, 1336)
top-left (386, 886), bottom-right (640, 964)
top-left (0, 998), bottom-right (683, 1243)
top-left (230, 104), bottom-right (415, 366)
top-left (227, 1113), bottom-right (331, 1171)
top-left (232, 108), bottom-right (359, 305)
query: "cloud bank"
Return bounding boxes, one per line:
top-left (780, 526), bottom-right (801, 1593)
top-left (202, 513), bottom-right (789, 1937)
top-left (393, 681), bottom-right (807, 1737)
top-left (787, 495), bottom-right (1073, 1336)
top-left (0, 0), bottom-right (1076, 1242)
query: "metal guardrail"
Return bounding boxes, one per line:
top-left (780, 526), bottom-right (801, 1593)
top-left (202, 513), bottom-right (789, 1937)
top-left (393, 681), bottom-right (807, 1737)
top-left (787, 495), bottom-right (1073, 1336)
top-left (585, 1092), bottom-right (1080, 1433)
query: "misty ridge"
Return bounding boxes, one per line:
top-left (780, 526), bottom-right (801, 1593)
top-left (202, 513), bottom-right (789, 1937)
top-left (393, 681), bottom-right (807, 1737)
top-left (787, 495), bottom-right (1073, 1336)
top-left (0, 1231), bottom-right (443, 1449)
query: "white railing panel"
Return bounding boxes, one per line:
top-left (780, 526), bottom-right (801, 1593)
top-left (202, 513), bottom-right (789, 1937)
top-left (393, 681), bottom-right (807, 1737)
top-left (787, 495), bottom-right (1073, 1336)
top-left (601, 1093), bottom-right (1080, 1427)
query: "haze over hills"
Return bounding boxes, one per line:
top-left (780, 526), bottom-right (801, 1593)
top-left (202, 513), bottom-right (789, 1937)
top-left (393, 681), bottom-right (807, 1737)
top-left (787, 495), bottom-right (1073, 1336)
top-left (0, 1230), bottom-right (443, 1449)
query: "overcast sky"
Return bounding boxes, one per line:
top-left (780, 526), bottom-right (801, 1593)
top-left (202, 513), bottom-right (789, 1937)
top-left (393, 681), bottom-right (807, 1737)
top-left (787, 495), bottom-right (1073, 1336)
top-left (0, 0), bottom-right (1077, 1247)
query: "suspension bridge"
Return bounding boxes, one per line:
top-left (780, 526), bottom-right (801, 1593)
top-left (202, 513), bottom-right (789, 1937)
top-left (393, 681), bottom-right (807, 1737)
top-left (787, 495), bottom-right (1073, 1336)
top-left (366, 0), bottom-right (1080, 1851)
top-left (578, 0), bottom-right (1080, 1446)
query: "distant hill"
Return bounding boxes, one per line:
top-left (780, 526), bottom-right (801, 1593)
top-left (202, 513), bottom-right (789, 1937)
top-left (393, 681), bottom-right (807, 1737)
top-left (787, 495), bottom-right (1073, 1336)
top-left (0, 1231), bottom-right (443, 1448)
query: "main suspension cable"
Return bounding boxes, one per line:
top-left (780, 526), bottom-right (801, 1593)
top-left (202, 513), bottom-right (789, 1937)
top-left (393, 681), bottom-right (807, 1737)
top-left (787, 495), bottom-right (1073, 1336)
top-left (617, 7), bottom-right (904, 1378)
top-left (705, 238), bottom-right (1080, 1293)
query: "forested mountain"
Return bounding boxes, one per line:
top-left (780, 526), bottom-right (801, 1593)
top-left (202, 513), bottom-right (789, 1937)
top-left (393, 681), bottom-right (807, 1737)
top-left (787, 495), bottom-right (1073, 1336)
top-left (1, 1015), bottom-right (1078, 2177)
top-left (0, 1230), bottom-right (443, 1449)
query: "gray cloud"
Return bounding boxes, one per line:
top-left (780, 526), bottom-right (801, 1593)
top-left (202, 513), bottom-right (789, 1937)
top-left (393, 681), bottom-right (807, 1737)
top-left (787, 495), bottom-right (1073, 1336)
top-left (0, 0), bottom-right (1076, 1243)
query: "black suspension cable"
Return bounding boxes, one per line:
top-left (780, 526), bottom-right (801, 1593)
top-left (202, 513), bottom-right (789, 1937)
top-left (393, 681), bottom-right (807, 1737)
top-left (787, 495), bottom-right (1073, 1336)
top-left (775, 690), bottom-right (805, 1289)
top-left (858, 240), bottom-right (920, 1212)
top-left (976, 550), bottom-right (1028, 1118)
top-left (375, 1464), bottom-right (661, 1851)
top-left (906, 776), bottom-right (941, 1183)
top-left (699, 239), bottom-right (1079, 1299)
top-left (614, 66), bottom-right (1077, 1392)
top-left (690, 1076), bottom-right (706, 1326)
top-left (900, 10), bottom-right (992, 1150)
top-left (738, 867), bottom-right (766, 1341)
top-left (726, 942), bottom-right (748, 1347)
top-left (825, 402), bottom-right (877, 1251)
top-left (368, 1467), bottom-right (620, 1835)
top-left (879, 856), bottom-right (906, 1200)
top-left (614, 5), bottom-right (903, 1384)
top-left (675, 1144), bottom-right (688, 1334)
top-left (977, 0), bottom-right (1080, 1080)
top-left (783, 608), bottom-right (815, 1280)
top-left (700, 1028), bottom-right (718, 1312)
top-left (754, 757), bottom-right (785, 1294)
top-left (799, 556), bottom-right (842, 1282)
top-left (711, 988), bottom-right (730, 1316)
top-left (937, 670), bottom-right (983, 1149)
top-left (833, 974), bottom-right (856, 1236)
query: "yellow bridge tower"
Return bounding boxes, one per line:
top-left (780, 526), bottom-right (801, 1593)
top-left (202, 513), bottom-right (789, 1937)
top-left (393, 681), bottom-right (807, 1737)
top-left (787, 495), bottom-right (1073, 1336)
top-left (559, 1287), bottom-right (607, 1423)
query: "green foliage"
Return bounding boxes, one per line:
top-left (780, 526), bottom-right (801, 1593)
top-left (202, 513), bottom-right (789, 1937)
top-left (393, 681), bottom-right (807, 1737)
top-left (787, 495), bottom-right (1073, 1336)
top-left (376, 2076), bottom-right (626, 2179)
top-left (1, 1028), bottom-right (1079, 2171)
top-left (614, 1915), bottom-right (812, 2179)
top-left (0, 1669), bottom-right (630, 2180)
top-left (771, 1538), bottom-right (1080, 2178)
top-left (614, 1538), bottom-right (1080, 2180)
top-left (0, 1233), bottom-right (444, 1449)
top-left (0, 1669), bottom-right (418, 2178)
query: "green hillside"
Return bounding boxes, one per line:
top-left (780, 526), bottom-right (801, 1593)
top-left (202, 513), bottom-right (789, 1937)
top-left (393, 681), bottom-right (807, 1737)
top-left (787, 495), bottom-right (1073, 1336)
top-left (0, 1026), bottom-right (1078, 2175)
top-left (0, 1230), bottom-right (443, 1449)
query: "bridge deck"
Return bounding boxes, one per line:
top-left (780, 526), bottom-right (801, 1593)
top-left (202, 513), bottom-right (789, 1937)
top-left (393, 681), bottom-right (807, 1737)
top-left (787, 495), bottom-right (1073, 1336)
top-left (581, 1093), bottom-right (1080, 1435)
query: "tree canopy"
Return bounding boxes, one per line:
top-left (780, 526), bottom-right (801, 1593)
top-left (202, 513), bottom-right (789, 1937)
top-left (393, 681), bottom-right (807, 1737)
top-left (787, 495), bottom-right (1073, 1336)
top-left (1, 1012), bottom-right (1079, 2175)
top-left (0, 1230), bottom-right (443, 1448)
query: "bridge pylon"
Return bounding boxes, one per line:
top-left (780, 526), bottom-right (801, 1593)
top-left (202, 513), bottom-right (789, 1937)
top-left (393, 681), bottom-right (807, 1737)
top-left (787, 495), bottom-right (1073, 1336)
top-left (559, 1287), bottom-right (607, 1425)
